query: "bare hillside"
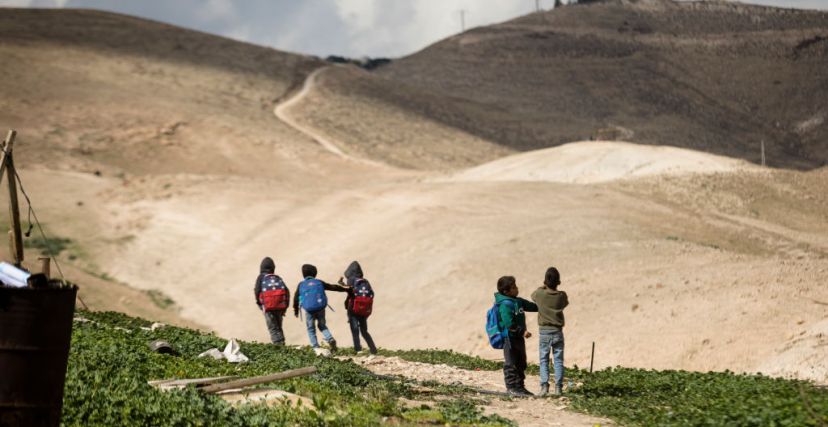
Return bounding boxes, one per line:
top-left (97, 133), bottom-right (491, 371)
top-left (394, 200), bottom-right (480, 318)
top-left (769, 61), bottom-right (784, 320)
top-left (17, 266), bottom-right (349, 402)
top-left (1, 6), bottom-right (826, 387)
top-left (0, 8), bottom-right (343, 180)
top-left (377, 0), bottom-right (828, 169)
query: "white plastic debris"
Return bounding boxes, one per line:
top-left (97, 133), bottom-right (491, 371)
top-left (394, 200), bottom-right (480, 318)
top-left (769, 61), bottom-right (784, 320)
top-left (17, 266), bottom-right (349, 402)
top-left (222, 339), bottom-right (249, 363)
top-left (197, 339), bottom-right (249, 363)
top-left (151, 322), bottom-right (166, 331)
top-left (313, 347), bottom-right (331, 357)
top-left (0, 262), bottom-right (31, 288)
top-left (198, 348), bottom-right (225, 360)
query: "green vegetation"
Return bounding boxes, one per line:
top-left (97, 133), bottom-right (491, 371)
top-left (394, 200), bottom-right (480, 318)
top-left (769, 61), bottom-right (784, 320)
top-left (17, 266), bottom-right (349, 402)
top-left (24, 235), bottom-right (72, 256)
top-left (145, 289), bottom-right (175, 309)
top-left (569, 367), bottom-right (828, 426)
top-left (343, 348), bottom-right (828, 426)
top-left (63, 311), bottom-right (511, 426)
top-left (403, 400), bottom-right (513, 426)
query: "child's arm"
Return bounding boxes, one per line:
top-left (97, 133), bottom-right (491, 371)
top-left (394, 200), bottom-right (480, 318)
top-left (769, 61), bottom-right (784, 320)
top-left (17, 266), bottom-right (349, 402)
top-left (519, 297), bottom-right (539, 313)
top-left (254, 275), bottom-right (262, 308)
top-left (293, 283), bottom-right (302, 317)
top-left (322, 280), bottom-right (350, 292)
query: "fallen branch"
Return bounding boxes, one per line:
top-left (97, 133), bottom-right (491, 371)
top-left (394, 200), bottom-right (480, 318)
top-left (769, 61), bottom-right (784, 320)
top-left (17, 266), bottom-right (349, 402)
top-left (200, 366), bottom-right (318, 394)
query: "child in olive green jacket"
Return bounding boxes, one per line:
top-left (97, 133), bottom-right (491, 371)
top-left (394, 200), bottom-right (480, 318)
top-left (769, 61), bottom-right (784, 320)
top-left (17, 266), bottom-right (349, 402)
top-left (531, 267), bottom-right (569, 396)
top-left (494, 275), bottom-right (538, 397)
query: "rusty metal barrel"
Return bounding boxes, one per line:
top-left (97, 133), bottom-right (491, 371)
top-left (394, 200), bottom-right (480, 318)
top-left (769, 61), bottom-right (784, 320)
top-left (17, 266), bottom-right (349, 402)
top-left (0, 285), bottom-right (77, 427)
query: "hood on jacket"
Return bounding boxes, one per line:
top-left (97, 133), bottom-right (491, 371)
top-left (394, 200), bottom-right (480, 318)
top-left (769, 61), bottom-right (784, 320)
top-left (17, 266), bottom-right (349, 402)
top-left (302, 264), bottom-right (317, 278)
top-left (260, 257), bottom-right (275, 274)
top-left (344, 261), bottom-right (363, 280)
top-left (494, 292), bottom-right (517, 303)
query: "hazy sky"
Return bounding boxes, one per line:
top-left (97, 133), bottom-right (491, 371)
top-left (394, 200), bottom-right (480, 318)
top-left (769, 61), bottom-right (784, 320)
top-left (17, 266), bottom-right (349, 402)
top-left (1, 0), bottom-right (826, 58)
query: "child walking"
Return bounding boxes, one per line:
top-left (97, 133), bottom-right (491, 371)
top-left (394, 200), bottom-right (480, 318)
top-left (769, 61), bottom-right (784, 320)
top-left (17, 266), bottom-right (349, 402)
top-left (531, 267), bottom-right (569, 396)
top-left (339, 261), bottom-right (377, 354)
top-left (494, 275), bottom-right (538, 396)
top-left (293, 264), bottom-right (348, 352)
top-left (253, 257), bottom-right (289, 345)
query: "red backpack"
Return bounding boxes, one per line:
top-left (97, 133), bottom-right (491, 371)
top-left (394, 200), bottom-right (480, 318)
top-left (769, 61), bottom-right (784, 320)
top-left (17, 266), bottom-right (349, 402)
top-left (259, 274), bottom-right (289, 311)
top-left (350, 278), bottom-right (374, 317)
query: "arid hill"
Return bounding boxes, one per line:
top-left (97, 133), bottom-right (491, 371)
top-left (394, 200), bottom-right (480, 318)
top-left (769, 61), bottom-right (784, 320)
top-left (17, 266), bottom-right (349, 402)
top-left (0, 4), bottom-right (826, 388)
top-left (369, 0), bottom-right (828, 169)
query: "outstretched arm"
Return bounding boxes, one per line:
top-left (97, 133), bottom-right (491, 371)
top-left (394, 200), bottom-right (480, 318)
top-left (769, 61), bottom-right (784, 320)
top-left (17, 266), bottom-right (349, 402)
top-left (520, 298), bottom-right (539, 312)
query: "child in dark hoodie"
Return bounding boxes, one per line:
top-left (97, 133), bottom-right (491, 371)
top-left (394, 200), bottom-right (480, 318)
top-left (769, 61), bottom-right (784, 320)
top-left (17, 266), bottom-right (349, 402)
top-left (293, 264), bottom-right (349, 352)
top-left (338, 261), bottom-right (377, 354)
top-left (531, 267), bottom-right (569, 396)
top-left (494, 275), bottom-right (538, 397)
top-left (253, 257), bottom-right (288, 345)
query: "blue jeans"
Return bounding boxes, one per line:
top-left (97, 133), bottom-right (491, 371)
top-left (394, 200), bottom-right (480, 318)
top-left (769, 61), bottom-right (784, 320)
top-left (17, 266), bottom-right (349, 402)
top-left (305, 310), bottom-right (334, 348)
top-left (539, 329), bottom-right (564, 388)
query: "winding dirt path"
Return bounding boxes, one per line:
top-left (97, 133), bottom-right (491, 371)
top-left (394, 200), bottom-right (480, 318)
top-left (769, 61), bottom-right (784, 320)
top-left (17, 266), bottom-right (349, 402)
top-left (274, 66), bottom-right (348, 157)
top-left (347, 355), bottom-right (613, 427)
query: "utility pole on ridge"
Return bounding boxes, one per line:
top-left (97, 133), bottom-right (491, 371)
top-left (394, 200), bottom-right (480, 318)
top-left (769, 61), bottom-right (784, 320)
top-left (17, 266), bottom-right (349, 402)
top-left (459, 9), bottom-right (466, 32)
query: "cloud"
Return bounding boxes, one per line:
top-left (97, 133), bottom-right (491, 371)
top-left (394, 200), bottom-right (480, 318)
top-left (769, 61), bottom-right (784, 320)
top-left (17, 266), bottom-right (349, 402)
top-left (0, 0), bottom-right (825, 58)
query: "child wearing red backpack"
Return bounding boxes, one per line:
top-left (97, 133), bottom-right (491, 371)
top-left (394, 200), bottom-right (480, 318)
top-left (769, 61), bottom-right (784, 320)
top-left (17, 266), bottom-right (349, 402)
top-left (339, 261), bottom-right (377, 354)
top-left (254, 257), bottom-right (289, 345)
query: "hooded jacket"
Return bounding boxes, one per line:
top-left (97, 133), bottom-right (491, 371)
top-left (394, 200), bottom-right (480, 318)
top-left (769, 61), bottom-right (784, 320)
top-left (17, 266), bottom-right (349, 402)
top-left (531, 286), bottom-right (568, 330)
top-left (494, 292), bottom-right (538, 337)
top-left (343, 261), bottom-right (368, 313)
top-left (254, 257), bottom-right (276, 307)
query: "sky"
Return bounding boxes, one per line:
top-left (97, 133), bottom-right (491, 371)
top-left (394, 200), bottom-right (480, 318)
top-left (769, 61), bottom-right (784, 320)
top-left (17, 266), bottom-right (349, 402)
top-left (1, 0), bottom-right (826, 58)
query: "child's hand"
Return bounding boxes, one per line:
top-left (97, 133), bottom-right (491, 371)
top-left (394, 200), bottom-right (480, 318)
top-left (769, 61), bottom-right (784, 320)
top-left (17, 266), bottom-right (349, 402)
top-left (524, 331), bottom-right (532, 339)
top-left (337, 276), bottom-right (345, 285)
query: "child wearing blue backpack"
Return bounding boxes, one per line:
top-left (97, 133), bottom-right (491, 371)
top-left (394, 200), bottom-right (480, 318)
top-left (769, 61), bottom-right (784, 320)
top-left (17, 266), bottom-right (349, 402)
top-left (490, 276), bottom-right (538, 397)
top-left (293, 264), bottom-right (348, 352)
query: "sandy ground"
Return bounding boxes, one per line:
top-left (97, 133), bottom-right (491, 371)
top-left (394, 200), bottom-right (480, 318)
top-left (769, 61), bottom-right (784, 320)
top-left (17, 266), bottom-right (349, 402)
top-left (347, 355), bottom-right (613, 427)
top-left (2, 11), bottom-right (826, 398)
top-left (450, 140), bottom-right (757, 184)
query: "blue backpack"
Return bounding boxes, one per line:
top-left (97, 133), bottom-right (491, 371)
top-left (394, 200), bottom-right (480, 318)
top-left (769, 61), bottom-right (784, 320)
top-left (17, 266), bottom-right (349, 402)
top-left (299, 278), bottom-right (328, 313)
top-left (485, 300), bottom-right (514, 349)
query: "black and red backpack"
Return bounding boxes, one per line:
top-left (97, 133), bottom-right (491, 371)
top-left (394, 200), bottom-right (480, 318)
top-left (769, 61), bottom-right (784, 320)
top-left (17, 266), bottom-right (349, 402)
top-left (258, 274), bottom-right (289, 312)
top-left (349, 278), bottom-right (374, 317)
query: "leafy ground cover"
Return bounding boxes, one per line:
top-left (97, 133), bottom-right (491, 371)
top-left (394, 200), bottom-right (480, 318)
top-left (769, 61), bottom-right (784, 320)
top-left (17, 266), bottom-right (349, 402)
top-left (343, 348), bottom-right (828, 426)
top-left (63, 311), bottom-right (512, 426)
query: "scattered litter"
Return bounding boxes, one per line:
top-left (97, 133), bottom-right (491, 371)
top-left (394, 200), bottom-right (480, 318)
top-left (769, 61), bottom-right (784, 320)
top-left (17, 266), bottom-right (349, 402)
top-left (0, 262), bottom-right (31, 288)
top-left (113, 326), bottom-right (132, 333)
top-left (223, 339), bottom-right (249, 363)
top-left (313, 347), bottom-right (331, 357)
top-left (151, 322), bottom-right (166, 331)
top-left (148, 340), bottom-right (177, 355)
top-left (197, 339), bottom-right (249, 363)
top-left (198, 348), bottom-right (225, 360)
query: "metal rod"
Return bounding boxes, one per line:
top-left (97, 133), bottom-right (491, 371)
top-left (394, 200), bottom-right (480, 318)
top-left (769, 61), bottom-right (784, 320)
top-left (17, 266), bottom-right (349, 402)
top-left (589, 341), bottom-right (595, 373)
top-left (200, 366), bottom-right (317, 394)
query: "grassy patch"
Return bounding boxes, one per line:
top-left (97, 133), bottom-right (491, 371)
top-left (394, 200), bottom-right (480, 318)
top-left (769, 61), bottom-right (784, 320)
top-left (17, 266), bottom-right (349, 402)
top-left (63, 311), bottom-right (512, 426)
top-left (568, 367), bottom-right (828, 426)
top-left (23, 235), bottom-right (72, 256)
top-left (404, 400), bottom-right (514, 426)
top-left (145, 289), bottom-right (175, 309)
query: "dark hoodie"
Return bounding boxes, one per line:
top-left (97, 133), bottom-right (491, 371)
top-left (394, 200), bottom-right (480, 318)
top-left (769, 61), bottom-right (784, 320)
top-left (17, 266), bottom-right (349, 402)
top-left (343, 261), bottom-right (366, 312)
top-left (254, 257), bottom-right (276, 307)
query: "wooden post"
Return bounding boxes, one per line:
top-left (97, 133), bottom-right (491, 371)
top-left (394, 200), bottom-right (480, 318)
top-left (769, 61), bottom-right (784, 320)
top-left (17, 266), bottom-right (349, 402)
top-left (39, 257), bottom-right (51, 278)
top-left (589, 341), bottom-right (595, 373)
top-left (200, 366), bottom-right (317, 394)
top-left (760, 140), bottom-right (766, 167)
top-left (3, 130), bottom-right (23, 267)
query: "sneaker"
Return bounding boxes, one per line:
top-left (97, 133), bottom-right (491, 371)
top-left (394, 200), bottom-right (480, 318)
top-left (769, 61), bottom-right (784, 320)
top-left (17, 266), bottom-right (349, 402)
top-left (539, 383), bottom-right (549, 397)
top-left (554, 385), bottom-right (563, 396)
top-left (507, 388), bottom-right (534, 398)
top-left (328, 339), bottom-right (337, 353)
